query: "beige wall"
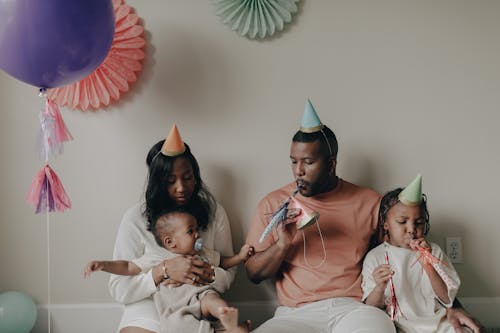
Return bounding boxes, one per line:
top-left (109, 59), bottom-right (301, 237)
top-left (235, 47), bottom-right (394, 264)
top-left (1, 0), bottom-right (499, 307)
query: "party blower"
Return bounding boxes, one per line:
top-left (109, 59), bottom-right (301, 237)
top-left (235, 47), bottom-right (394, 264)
top-left (258, 185), bottom-right (320, 243)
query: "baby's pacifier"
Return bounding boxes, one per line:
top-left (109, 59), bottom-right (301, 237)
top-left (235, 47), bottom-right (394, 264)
top-left (194, 238), bottom-right (203, 252)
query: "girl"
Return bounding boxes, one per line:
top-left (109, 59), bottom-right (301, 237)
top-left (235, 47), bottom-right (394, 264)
top-left (362, 175), bottom-right (463, 333)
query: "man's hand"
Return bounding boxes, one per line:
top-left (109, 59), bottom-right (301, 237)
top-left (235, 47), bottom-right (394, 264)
top-left (447, 307), bottom-right (486, 333)
top-left (276, 208), bottom-right (301, 250)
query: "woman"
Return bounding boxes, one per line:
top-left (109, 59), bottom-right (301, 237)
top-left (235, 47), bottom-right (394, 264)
top-left (109, 125), bottom-right (236, 333)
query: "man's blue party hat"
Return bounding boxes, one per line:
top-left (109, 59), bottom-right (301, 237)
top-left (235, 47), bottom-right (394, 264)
top-left (300, 98), bottom-right (324, 133)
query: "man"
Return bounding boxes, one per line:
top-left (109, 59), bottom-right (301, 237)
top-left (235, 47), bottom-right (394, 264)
top-left (245, 99), bottom-right (484, 333)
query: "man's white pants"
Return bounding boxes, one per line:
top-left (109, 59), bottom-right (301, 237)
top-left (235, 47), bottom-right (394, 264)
top-left (252, 297), bottom-right (396, 333)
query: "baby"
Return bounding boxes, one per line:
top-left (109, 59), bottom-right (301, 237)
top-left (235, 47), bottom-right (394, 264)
top-left (85, 208), bottom-right (254, 333)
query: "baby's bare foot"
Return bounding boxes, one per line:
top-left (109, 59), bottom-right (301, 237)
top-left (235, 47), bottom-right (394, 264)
top-left (217, 307), bottom-right (249, 333)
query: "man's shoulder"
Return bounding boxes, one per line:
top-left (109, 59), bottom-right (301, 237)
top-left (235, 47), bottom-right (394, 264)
top-left (259, 182), bottom-right (295, 204)
top-left (340, 179), bottom-right (381, 201)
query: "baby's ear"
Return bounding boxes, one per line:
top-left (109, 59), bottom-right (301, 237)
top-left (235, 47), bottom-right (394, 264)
top-left (163, 236), bottom-right (174, 249)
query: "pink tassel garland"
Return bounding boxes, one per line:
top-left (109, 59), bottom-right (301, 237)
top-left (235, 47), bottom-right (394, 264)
top-left (36, 99), bottom-right (73, 159)
top-left (47, 99), bottom-right (73, 143)
top-left (26, 165), bottom-right (71, 214)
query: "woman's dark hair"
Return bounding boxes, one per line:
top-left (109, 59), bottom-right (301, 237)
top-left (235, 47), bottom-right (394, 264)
top-left (372, 188), bottom-right (430, 248)
top-left (143, 140), bottom-right (216, 233)
top-left (292, 125), bottom-right (338, 159)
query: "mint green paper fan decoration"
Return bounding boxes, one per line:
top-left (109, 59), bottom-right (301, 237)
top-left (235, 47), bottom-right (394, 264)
top-left (212, 0), bottom-right (300, 39)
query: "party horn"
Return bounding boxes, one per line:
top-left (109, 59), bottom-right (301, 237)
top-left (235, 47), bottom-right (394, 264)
top-left (290, 197), bottom-right (319, 229)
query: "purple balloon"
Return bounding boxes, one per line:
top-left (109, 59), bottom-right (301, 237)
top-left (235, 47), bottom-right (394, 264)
top-left (0, 0), bottom-right (115, 88)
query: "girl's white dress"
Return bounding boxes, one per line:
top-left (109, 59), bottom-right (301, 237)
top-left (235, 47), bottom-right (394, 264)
top-left (362, 242), bottom-right (460, 333)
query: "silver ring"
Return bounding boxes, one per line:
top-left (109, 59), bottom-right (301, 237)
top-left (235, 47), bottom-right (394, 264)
top-left (192, 276), bottom-right (197, 282)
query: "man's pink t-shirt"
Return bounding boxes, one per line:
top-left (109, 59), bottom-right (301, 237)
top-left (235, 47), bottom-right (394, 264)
top-left (246, 179), bottom-right (381, 307)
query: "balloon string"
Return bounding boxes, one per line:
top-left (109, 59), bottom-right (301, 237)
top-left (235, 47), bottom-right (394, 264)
top-left (46, 177), bottom-right (51, 333)
top-left (40, 90), bottom-right (51, 333)
top-left (44, 98), bottom-right (49, 163)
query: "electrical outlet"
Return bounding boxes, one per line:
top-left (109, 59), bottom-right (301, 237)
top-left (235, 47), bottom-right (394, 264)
top-left (446, 237), bottom-right (463, 263)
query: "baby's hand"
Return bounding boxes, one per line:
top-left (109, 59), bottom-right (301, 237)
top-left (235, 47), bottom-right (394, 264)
top-left (238, 244), bottom-right (255, 262)
top-left (84, 261), bottom-right (104, 279)
top-left (372, 264), bottom-right (392, 289)
top-left (410, 238), bottom-right (430, 252)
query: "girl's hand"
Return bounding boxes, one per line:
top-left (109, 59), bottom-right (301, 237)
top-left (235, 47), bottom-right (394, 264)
top-left (410, 238), bottom-right (430, 251)
top-left (238, 244), bottom-right (255, 262)
top-left (84, 261), bottom-right (104, 278)
top-left (372, 264), bottom-right (393, 289)
top-left (159, 255), bottom-right (215, 287)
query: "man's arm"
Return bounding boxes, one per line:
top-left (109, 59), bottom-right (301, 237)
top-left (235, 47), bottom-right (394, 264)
top-left (246, 220), bottom-right (297, 284)
top-left (447, 299), bottom-right (486, 333)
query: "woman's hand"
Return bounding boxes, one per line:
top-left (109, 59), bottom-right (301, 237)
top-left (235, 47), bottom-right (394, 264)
top-left (154, 255), bottom-right (215, 287)
top-left (161, 278), bottom-right (182, 288)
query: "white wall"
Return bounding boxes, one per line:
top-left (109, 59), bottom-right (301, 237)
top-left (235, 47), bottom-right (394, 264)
top-left (1, 0), bottom-right (499, 328)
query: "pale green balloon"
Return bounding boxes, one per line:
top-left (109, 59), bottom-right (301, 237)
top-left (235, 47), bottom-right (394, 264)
top-left (0, 291), bottom-right (37, 333)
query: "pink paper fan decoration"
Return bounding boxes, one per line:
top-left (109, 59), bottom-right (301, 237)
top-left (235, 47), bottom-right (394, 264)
top-left (47, 0), bottom-right (145, 111)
